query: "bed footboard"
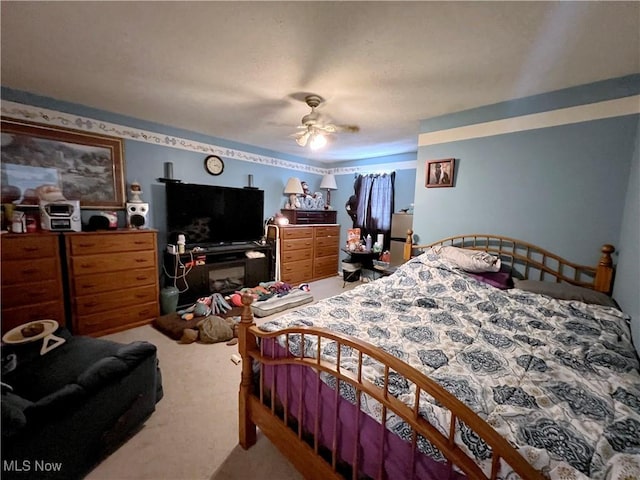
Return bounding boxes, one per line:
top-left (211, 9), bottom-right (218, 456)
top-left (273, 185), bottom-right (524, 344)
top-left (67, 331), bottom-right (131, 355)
top-left (237, 294), bottom-right (544, 480)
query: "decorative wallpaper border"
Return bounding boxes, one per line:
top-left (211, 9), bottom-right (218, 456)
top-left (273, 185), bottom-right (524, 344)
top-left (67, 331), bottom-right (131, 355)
top-left (1, 100), bottom-right (416, 176)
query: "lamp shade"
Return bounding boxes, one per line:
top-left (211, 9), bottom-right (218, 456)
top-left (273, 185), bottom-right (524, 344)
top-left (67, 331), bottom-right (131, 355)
top-left (284, 177), bottom-right (304, 194)
top-left (319, 174), bottom-right (337, 190)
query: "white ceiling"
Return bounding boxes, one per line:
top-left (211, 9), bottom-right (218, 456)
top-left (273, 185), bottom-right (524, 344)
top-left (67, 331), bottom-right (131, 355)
top-left (1, 1), bottom-right (638, 163)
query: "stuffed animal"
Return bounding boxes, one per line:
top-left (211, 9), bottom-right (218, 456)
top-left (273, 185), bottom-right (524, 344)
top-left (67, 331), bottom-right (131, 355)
top-left (179, 315), bottom-right (240, 345)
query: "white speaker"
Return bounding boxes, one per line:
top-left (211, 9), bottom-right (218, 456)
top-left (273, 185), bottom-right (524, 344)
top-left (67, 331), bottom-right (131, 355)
top-left (126, 202), bottom-right (149, 228)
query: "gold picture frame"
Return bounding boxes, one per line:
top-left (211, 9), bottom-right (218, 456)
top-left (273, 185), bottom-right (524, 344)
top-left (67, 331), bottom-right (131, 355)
top-left (425, 158), bottom-right (455, 188)
top-left (1, 118), bottom-right (125, 209)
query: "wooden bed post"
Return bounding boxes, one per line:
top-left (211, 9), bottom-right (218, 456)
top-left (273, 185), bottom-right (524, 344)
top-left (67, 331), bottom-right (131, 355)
top-left (594, 244), bottom-right (615, 294)
top-left (238, 293), bottom-right (257, 449)
top-left (403, 229), bottom-right (414, 261)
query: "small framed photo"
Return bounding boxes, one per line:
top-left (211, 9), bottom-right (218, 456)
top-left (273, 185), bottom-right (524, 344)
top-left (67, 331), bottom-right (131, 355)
top-left (425, 158), bottom-right (455, 188)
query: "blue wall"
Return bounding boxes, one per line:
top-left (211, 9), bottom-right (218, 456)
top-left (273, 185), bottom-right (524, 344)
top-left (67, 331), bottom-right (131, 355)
top-left (615, 119), bottom-right (640, 345)
top-left (415, 116), bottom-right (637, 260)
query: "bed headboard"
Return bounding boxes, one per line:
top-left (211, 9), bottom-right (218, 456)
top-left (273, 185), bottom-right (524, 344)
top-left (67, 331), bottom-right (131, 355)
top-left (403, 232), bottom-right (615, 294)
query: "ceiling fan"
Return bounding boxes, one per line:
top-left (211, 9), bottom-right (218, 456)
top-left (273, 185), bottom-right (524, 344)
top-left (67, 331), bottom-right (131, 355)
top-left (292, 94), bottom-right (359, 149)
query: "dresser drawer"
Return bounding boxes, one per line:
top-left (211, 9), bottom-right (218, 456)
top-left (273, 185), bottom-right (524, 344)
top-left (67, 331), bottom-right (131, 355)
top-left (1, 301), bottom-right (66, 333)
top-left (280, 269), bottom-right (313, 286)
top-left (1, 258), bottom-right (59, 285)
top-left (315, 235), bottom-right (339, 249)
top-left (281, 227), bottom-right (314, 240)
top-left (74, 285), bottom-right (158, 316)
top-left (1, 234), bottom-right (59, 260)
top-left (281, 259), bottom-right (312, 280)
top-left (2, 280), bottom-right (62, 308)
top-left (75, 301), bottom-right (158, 336)
top-left (282, 238), bottom-right (314, 251)
top-left (315, 244), bottom-right (339, 258)
top-left (72, 267), bottom-right (157, 296)
top-left (314, 255), bottom-right (339, 279)
top-left (67, 232), bottom-right (155, 255)
top-left (315, 225), bottom-right (340, 238)
top-left (314, 254), bottom-right (338, 271)
top-left (281, 248), bottom-right (312, 263)
top-left (70, 250), bottom-right (156, 276)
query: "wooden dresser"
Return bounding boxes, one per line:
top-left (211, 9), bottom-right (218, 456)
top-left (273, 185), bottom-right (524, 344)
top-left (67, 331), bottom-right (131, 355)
top-left (65, 230), bottom-right (159, 336)
top-left (275, 224), bottom-right (340, 284)
top-left (1, 232), bottom-right (66, 333)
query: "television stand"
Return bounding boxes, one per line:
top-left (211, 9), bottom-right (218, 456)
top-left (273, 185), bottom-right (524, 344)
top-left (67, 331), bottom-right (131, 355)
top-left (163, 243), bottom-right (274, 308)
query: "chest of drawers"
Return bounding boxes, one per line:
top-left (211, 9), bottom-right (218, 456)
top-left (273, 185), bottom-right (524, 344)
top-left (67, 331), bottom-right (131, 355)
top-left (1, 233), bottom-right (66, 333)
top-left (275, 224), bottom-right (340, 284)
top-left (65, 230), bottom-right (159, 336)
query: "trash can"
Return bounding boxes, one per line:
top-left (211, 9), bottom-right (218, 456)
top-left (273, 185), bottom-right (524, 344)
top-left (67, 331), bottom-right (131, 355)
top-left (341, 259), bottom-right (362, 284)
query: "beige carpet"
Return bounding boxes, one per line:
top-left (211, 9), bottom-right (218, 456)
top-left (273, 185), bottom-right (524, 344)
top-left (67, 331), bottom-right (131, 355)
top-left (85, 275), bottom-right (358, 480)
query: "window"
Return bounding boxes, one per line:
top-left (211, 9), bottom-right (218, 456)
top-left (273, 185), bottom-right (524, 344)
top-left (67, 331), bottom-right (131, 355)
top-left (347, 173), bottom-right (395, 248)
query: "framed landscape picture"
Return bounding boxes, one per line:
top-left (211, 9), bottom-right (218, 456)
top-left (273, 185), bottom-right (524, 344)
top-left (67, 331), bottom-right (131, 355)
top-left (425, 158), bottom-right (455, 188)
top-left (1, 118), bottom-right (125, 209)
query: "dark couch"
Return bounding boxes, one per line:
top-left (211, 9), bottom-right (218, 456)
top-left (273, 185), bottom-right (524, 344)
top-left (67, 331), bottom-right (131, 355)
top-left (1, 328), bottom-right (163, 480)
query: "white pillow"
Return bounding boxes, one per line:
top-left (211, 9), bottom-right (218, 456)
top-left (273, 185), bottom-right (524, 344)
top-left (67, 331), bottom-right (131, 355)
top-left (433, 245), bottom-right (501, 273)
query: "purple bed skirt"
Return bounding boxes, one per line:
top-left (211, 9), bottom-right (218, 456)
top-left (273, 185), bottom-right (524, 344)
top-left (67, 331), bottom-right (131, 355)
top-left (260, 338), bottom-right (467, 480)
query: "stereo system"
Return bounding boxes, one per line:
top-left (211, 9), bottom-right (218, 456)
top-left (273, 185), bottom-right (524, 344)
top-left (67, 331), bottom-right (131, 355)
top-left (126, 202), bottom-right (149, 229)
top-left (39, 200), bottom-right (81, 232)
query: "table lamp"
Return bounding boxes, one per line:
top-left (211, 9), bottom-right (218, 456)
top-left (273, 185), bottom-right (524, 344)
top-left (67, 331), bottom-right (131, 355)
top-left (284, 177), bottom-right (304, 209)
top-left (319, 174), bottom-right (337, 209)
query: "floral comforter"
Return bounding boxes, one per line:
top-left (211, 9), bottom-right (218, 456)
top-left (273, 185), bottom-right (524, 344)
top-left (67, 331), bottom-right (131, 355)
top-left (260, 251), bottom-right (640, 479)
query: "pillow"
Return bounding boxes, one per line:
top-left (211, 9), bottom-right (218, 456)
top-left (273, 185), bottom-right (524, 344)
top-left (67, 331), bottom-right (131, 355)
top-left (434, 245), bottom-right (501, 273)
top-left (513, 279), bottom-right (619, 308)
top-left (467, 270), bottom-right (514, 290)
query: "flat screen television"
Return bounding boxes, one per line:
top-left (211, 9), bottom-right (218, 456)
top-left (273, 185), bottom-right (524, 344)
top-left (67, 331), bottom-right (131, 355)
top-left (165, 182), bottom-right (264, 247)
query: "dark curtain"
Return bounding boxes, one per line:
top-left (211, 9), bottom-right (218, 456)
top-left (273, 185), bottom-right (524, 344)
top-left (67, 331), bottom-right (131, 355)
top-left (351, 172), bottom-right (395, 248)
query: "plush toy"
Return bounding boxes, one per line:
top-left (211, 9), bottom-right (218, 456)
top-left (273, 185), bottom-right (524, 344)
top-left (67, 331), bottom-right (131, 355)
top-left (177, 293), bottom-right (232, 320)
top-left (179, 315), bottom-right (240, 345)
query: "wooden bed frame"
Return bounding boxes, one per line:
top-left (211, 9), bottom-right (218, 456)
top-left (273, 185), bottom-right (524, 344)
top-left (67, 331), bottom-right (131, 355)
top-left (402, 233), bottom-right (615, 294)
top-left (238, 235), bottom-right (616, 480)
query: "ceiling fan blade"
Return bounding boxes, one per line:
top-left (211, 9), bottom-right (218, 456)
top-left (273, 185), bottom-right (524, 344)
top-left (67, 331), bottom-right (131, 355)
top-left (318, 123), bottom-right (360, 134)
top-left (295, 130), bottom-right (310, 146)
top-left (333, 124), bottom-right (360, 133)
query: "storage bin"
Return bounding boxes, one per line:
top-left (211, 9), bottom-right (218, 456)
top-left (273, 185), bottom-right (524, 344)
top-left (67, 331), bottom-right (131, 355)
top-left (341, 259), bottom-right (361, 283)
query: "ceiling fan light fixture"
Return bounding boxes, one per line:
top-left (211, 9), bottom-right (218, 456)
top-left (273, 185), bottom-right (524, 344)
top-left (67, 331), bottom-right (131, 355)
top-left (309, 132), bottom-right (327, 150)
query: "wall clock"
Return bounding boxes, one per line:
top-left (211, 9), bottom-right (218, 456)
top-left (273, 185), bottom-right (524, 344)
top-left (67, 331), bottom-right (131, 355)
top-left (204, 155), bottom-right (224, 176)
